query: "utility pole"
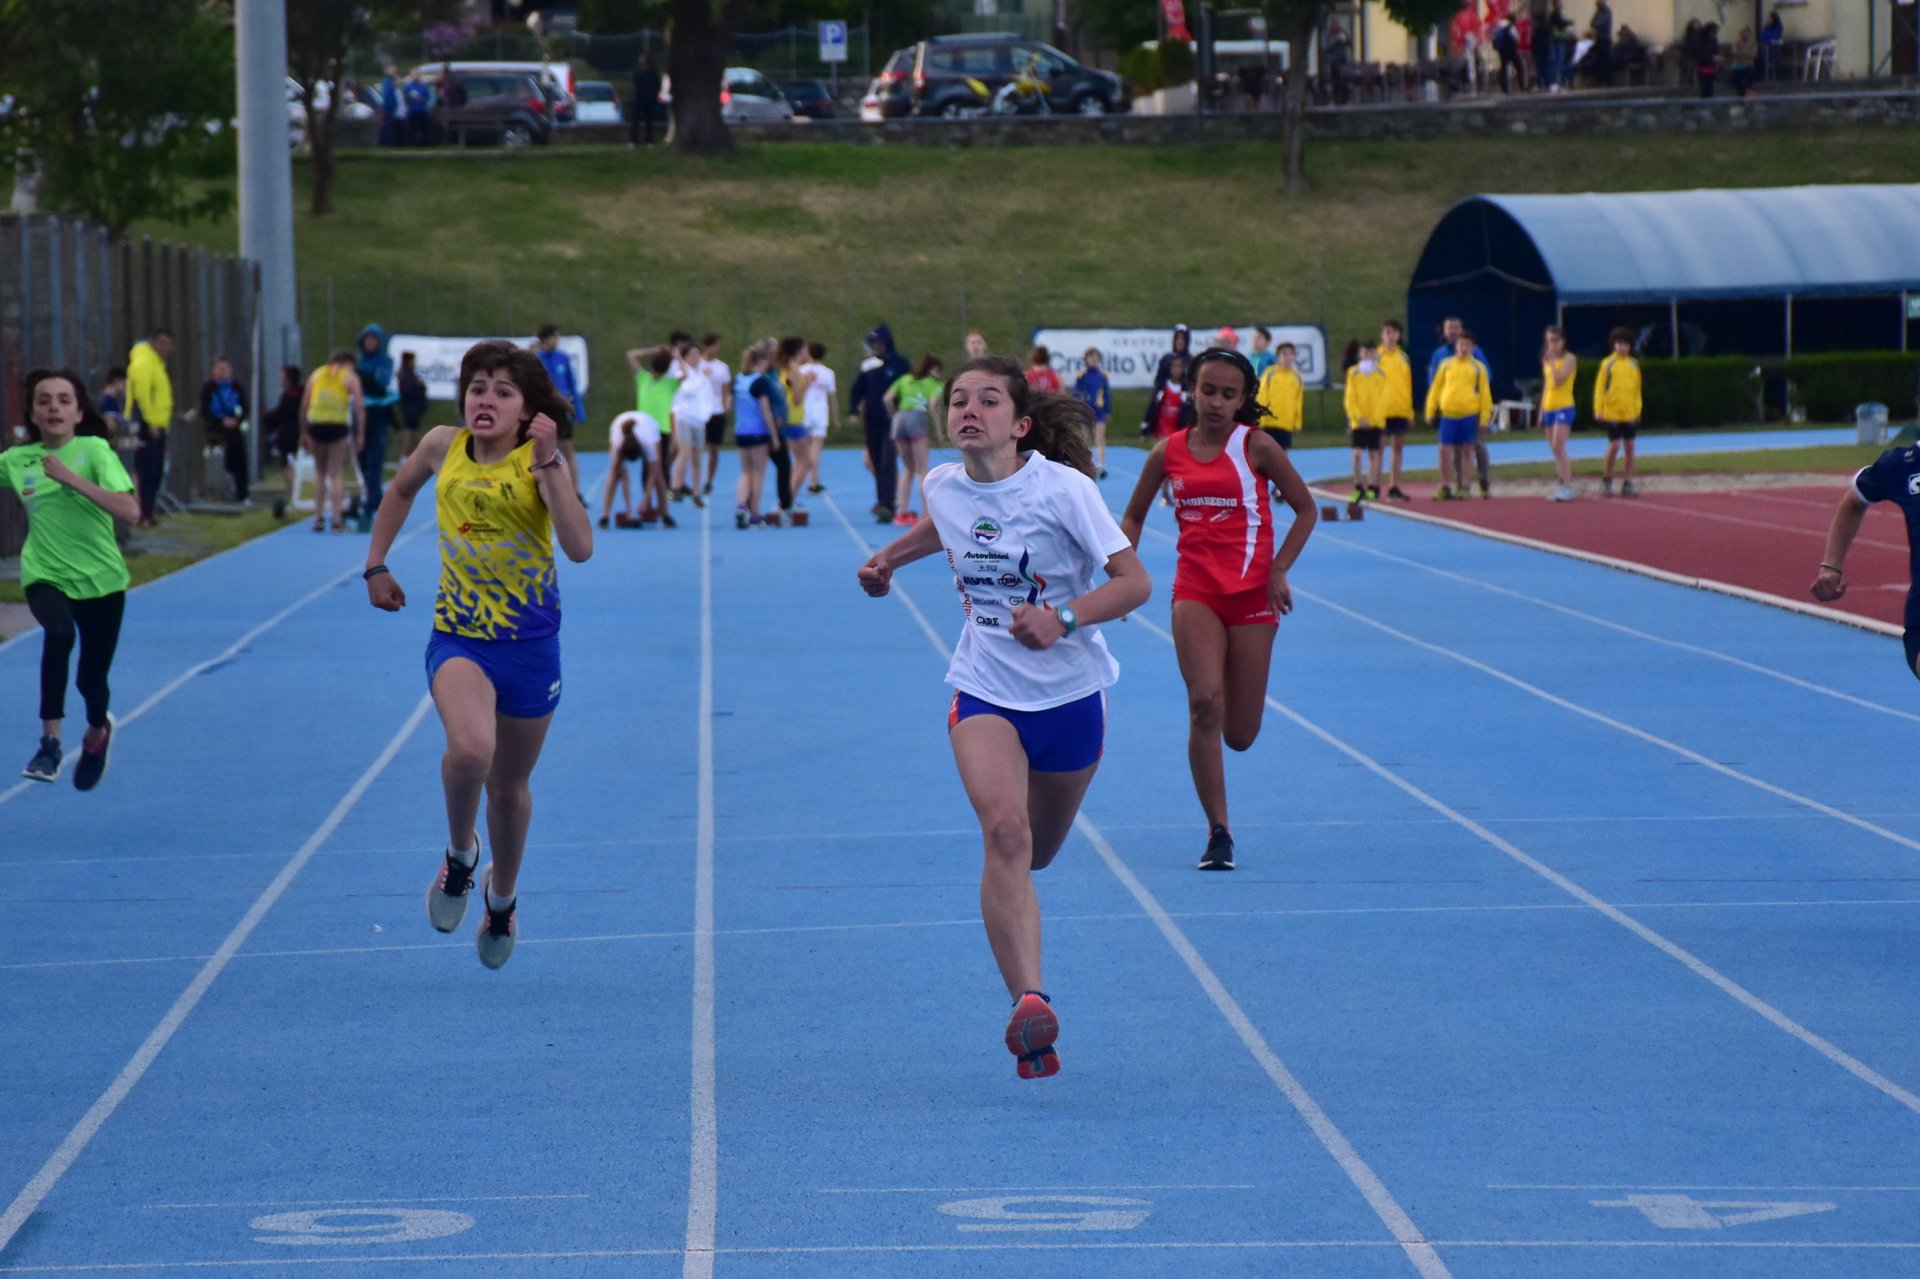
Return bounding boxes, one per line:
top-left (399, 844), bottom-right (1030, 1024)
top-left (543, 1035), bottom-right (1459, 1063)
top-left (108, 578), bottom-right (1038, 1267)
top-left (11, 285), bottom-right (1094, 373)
top-left (237, 0), bottom-right (301, 401)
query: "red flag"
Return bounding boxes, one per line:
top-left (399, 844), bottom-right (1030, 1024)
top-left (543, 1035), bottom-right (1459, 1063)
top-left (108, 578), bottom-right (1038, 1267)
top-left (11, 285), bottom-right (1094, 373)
top-left (1162, 0), bottom-right (1192, 44)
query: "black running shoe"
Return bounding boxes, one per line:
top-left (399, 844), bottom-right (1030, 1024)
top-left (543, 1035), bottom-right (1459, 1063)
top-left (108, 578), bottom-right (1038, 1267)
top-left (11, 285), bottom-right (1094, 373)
top-left (22, 736), bottom-right (60, 783)
top-left (1388, 486), bottom-right (1410, 502)
top-left (1368, 485), bottom-right (1381, 501)
top-left (1198, 825), bottom-right (1235, 871)
top-left (73, 719), bottom-right (112, 792)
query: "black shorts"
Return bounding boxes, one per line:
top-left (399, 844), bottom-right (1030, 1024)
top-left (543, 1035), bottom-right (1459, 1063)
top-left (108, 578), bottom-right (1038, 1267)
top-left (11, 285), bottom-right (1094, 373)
top-left (737, 434), bottom-right (770, 450)
top-left (1261, 427), bottom-right (1294, 451)
top-left (1350, 427), bottom-right (1384, 451)
top-left (1603, 421), bottom-right (1639, 441)
top-left (308, 423), bottom-right (349, 445)
top-left (1905, 592), bottom-right (1920, 678)
top-left (705, 414), bottom-right (727, 447)
top-left (1384, 417), bottom-right (1412, 436)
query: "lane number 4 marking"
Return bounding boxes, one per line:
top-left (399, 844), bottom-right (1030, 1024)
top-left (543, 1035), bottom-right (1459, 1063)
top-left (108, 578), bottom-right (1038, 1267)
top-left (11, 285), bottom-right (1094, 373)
top-left (1591, 1194), bottom-right (1837, 1230)
top-left (251, 1208), bottom-right (475, 1245)
top-left (937, 1195), bottom-right (1152, 1232)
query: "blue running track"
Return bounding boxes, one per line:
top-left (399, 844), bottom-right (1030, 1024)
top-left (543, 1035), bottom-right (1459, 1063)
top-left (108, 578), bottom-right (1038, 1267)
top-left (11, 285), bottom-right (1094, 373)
top-left (4, 430), bottom-right (1918, 1278)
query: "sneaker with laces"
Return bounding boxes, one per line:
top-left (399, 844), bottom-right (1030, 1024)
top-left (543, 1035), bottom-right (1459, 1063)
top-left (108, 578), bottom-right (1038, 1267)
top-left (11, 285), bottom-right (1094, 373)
top-left (73, 718), bottom-right (113, 792)
top-left (1368, 485), bottom-right (1381, 501)
top-left (734, 508), bottom-right (749, 529)
top-left (476, 873), bottom-right (516, 969)
top-left (1005, 991), bottom-right (1060, 1079)
top-left (1198, 824), bottom-right (1235, 871)
top-left (22, 736), bottom-right (60, 783)
top-left (1351, 485), bottom-right (1367, 504)
top-left (1388, 486), bottom-right (1410, 502)
top-left (1602, 477), bottom-right (1614, 497)
top-left (1622, 480), bottom-right (1639, 498)
top-left (660, 512), bottom-right (679, 529)
top-left (427, 845), bottom-right (479, 932)
top-left (1479, 483), bottom-right (1492, 499)
top-left (690, 492), bottom-right (705, 509)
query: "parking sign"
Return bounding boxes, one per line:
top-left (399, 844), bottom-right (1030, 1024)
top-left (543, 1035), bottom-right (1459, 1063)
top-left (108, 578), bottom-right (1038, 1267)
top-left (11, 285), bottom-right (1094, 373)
top-left (818, 20), bottom-right (848, 63)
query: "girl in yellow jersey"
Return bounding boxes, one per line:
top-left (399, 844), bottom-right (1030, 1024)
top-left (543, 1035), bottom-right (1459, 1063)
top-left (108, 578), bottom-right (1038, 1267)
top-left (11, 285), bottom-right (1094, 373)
top-left (1594, 326), bottom-right (1644, 497)
top-left (363, 342), bottom-right (594, 969)
top-left (1540, 325), bottom-right (1578, 502)
top-left (300, 349), bottom-right (363, 533)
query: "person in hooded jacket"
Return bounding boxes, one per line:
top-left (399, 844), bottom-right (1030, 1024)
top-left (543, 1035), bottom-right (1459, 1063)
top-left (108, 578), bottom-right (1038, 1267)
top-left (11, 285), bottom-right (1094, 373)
top-left (200, 356), bottom-right (250, 504)
top-left (1141, 324), bottom-right (1193, 437)
top-left (848, 325), bottom-right (910, 524)
top-left (355, 324), bottom-right (399, 518)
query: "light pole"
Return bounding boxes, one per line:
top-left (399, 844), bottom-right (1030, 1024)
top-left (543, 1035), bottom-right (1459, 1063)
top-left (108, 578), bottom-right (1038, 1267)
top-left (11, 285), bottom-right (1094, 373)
top-left (236, 0), bottom-right (301, 446)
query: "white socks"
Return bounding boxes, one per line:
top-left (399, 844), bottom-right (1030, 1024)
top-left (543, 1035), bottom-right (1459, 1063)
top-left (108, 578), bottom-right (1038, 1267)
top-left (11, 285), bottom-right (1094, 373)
top-left (448, 839), bottom-right (479, 870)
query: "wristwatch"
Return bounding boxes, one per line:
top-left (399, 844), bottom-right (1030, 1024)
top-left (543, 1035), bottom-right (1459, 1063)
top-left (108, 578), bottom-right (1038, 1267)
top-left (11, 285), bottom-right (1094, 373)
top-left (1056, 605), bottom-right (1078, 636)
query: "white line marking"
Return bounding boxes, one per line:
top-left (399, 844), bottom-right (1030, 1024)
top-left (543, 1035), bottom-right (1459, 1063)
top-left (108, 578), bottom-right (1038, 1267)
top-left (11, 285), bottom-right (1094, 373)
top-left (1300, 587), bottom-right (1920, 859)
top-left (1129, 605), bottom-right (1920, 1117)
top-left (823, 491), bottom-right (1451, 1279)
top-left (818, 1184), bottom-right (1257, 1194)
top-left (146, 1194), bottom-right (591, 1209)
top-left (1323, 536), bottom-right (1920, 727)
top-left (1607, 492), bottom-right (1908, 553)
top-left (1330, 491), bottom-right (1903, 638)
top-left (1493, 1184), bottom-right (1920, 1192)
top-left (0, 694), bottom-right (435, 1255)
top-left (0, 526), bottom-right (428, 806)
top-left (682, 499), bottom-right (717, 1279)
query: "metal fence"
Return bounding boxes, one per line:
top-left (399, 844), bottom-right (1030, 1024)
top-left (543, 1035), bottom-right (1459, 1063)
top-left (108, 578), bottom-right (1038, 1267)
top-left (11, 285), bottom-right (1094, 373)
top-left (0, 215), bottom-right (260, 555)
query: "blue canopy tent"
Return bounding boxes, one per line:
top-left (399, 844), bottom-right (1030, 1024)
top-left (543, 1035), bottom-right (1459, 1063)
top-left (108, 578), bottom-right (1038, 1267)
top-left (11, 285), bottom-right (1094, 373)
top-left (1407, 185), bottom-right (1920, 399)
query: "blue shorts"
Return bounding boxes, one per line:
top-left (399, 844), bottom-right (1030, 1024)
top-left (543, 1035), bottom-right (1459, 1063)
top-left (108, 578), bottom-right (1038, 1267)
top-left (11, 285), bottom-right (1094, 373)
top-left (1437, 415), bottom-right (1480, 447)
top-left (949, 690), bottom-right (1105, 773)
top-left (426, 630), bottom-right (562, 719)
top-left (1541, 407), bottom-right (1575, 430)
top-left (781, 425), bottom-right (809, 441)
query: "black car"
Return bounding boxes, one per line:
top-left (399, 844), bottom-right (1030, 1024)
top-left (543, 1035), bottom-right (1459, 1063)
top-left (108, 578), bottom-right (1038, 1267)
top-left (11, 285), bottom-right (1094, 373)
top-left (863, 34), bottom-right (1130, 118)
top-left (434, 72), bottom-right (556, 147)
top-left (780, 79), bottom-right (839, 119)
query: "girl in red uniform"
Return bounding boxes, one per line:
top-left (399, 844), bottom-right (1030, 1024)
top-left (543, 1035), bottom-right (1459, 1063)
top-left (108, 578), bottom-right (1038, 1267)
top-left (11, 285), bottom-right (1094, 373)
top-left (1121, 348), bottom-right (1317, 870)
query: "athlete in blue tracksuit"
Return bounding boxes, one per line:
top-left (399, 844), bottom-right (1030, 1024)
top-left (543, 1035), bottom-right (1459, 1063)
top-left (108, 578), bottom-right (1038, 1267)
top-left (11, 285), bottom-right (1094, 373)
top-left (355, 323), bottom-right (398, 516)
top-left (848, 324), bottom-right (909, 524)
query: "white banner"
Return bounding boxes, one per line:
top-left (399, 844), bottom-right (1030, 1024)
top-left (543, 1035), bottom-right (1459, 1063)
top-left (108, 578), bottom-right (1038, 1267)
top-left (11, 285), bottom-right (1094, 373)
top-left (1033, 325), bottom-right (1328, 390)
top-left (389, 334), bottom-right (590, 404)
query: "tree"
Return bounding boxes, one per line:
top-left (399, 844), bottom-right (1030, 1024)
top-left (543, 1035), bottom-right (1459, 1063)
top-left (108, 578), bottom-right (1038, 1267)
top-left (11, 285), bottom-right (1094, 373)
top-left (287, 0), bottom-right (458, 215)
top-left (1265, 0), bottom-right (1323, 193)
top-left (0, 0), bottom-right (233, 235)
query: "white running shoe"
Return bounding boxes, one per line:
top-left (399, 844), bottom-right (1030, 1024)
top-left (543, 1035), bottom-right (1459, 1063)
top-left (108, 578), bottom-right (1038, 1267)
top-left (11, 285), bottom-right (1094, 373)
top-left (426, 844), bottom-right (479, 933)
top-left (476, 871), bottom-right (516, 969)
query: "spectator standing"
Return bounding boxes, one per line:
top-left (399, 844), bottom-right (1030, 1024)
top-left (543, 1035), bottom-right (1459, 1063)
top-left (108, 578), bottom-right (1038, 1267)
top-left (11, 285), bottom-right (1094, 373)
top-left (1514, 11), bottom-right (1535, 88)
top-left (885, 354), bottom-right (945, 525)
top-left (797, 340), bottom-right (838, 495)
top-left (699, 332), bottom-right (732, 497)
top-left (1257, 342), bottom-right (1304, 452)
top-left (630, 53), bottom-right (663, 149)
top-left (301, 348), bottom-right (363, 533)
top-left (1073, 349), bottom-right (1111, 478)
top-left (1378, 320), bottom-right (1415, 501)
top-left (849, 325), bottom-right (909, 523)
top-left (200, 355), bottom-right (250, 504)
top-left (1759, 8), bottom-right (1784, 80)
top-left (534, 324), bottom-right (583, 477)
top-left (1693, 22), bottom-right (1721, 96)
top-left (96, 368), bottom-right (127, 429)
top-left (1143, 324), bottom-right (1193, 436)
top-left (377, 66), bottom-right (403, 146)
top-left (1530, 0), bottom-right (1554, 87)
top-left (1546, 1), bottom-right (1573, 88)
top-left (1344, 340), bottom-right (1386, 502)
top-left (397, 350), bottom-right (428, 459)
top-left (1594, 327), bottom-right (1642, 497)
top-left (1492, 14), bottom-right (1523, 92)
top-left (1428, 316), bottom-right (1492, 496)
top-left (965, 330), bottom-right (990, 360)
top-left (124, 327), bottom-right (174, 527)
top-left (669, 342), bottom-right (716, 505)
top-left (1248, 327), bottom-right (1275, 377)
top-left (1589, 0), bottom-right (1614, 84)
top-left (1731, 26), bottom-right (1758, 95)
top-left (356, 324), bottom-right (398, 518)
top-left (1424, 330), bottom-right (1493, 501)
top-left (1322, 20), bottom-right (1352, 103)
top-left (263, 364), bottom-right (303, 501)
top-left (402, 70), bottom-right (436, 145)
top-left (1679, 19), bottom-right (1703, 85)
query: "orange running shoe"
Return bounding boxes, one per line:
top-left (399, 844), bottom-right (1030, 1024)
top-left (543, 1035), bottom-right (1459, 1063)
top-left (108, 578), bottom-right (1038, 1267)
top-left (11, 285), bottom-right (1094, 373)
top-left (1005, 991), bottom-right (1060, 1079)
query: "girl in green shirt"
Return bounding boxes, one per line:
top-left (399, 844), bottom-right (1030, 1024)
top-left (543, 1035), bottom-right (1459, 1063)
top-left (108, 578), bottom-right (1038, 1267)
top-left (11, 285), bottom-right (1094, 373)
top-left (883, 354), bottom-right (945, 525)
top-left (0, 369), bottom-right (138, 790)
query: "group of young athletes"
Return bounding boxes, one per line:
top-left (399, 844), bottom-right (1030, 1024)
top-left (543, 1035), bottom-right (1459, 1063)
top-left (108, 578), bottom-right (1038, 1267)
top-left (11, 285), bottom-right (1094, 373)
top-left (10, 316), bottom-right (1910, 1082)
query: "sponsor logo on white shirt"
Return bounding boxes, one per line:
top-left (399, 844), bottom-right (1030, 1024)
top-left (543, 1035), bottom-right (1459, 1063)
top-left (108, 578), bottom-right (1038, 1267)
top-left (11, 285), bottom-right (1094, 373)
top-left (971, 518), bottom-right (1001, 544)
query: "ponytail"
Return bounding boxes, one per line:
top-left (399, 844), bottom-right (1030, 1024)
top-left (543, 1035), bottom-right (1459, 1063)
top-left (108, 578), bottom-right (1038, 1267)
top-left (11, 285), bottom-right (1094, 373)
top-left (940, 356), bottom-right (1096, 479)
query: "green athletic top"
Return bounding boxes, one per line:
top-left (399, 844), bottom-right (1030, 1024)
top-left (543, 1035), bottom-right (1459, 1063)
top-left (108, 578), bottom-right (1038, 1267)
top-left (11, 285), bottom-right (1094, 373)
top-left (636, 370), bottom-right (680, 436)
top-left (889, 374), bottom-right (943, 414)
top-left (0, 437), bottom-right (134, 599)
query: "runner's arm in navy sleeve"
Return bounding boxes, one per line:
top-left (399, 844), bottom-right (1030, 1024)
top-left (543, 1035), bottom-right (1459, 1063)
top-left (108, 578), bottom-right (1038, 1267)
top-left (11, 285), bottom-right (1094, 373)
top-left (1812, 453), bottom-right (1896, 601)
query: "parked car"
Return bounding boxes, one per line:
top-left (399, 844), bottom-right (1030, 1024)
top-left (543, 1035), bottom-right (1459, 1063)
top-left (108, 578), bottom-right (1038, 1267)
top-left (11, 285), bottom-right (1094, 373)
top-left (411, 60), bottom-right (576, 100)
top-left (433, 71), bottom-right (555, 147)
top-left (863, 35), bottom-right (1129, 118)
top-left (572, 79), bottom-right (624, 124)
top-left (721, 67), bottom-right (796, 123)
top-left (539, 77), bottom-right (575, 124)
top-left (780, 79), bottom-right (839, 119)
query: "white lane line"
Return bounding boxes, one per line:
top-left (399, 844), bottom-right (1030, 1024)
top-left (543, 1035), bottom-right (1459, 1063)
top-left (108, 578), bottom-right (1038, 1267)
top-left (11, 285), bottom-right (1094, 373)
top-left (1299, 587), bottom-right (1920, 859)
top-left (1330, 494), bottom-right (1902, 638)
top-left (822, 490), bottom-right (1451, 1279)
top-left (146, 1193), bottom-right (591, 1209)
top-left (0, 694), bottom-right (435, 1255)
top-left (818, 1183), bottom-right (1256, 1194)
top-left (1126, 607), bottom-right (1920, 1118)
top-left (1323, 536), bottom-right (1920, 728)
top-left (682, 499), bottom-right (718, 1279)
top-left (1614, 493), bottom-right (1908, 553)
top-left (0, 526), bottom-right (429, 807)
top-left (18, 1240), bottom-right (1920, 1271)
top-left (1493, 1184), bottom-right (1920, 1192)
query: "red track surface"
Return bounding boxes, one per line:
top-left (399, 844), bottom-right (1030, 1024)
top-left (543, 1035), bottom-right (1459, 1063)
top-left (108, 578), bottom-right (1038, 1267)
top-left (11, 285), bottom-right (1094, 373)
top-left (1379, 481), bottom-right (1913, 627)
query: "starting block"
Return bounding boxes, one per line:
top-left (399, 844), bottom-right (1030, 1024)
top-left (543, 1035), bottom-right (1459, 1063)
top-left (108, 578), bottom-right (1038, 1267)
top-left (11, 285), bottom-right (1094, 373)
top-left (1319, 501), bottom-right (1365, 522)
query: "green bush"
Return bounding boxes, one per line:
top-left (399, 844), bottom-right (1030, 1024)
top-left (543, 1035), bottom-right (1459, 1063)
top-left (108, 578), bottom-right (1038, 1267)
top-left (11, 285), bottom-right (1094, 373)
top-left (1157, 38), bottom-right (1196, 87)
top-left (1118, 46), bottom-right (1160, 94)
top-left (1563, 351), bottom-right (1919, 428)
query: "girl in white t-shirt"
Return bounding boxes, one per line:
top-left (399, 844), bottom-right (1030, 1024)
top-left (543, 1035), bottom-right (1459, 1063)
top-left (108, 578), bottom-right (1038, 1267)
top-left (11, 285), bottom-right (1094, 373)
top-left (698, 333), bottom-right (731, 498)
top-left (599, 410), bottom-right (663, 529)
top-left (794, 341), bottom-right (837, 497)
top-left (858, 356), bottom-right (1152, 1079)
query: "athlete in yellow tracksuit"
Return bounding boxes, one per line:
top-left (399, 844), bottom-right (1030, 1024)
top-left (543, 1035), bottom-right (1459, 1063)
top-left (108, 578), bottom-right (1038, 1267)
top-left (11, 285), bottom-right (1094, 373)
top-left (1594, 327), bottom-right (1644, 496)
top-left (1257, 345), bottom-right (1305, 450)
top-left (1378, 322), bottom-right (1415, 500)
top-left (1423, 336), bottom-right (1493, 500)
top-left (1344, 343), bottom-right (1387, 500)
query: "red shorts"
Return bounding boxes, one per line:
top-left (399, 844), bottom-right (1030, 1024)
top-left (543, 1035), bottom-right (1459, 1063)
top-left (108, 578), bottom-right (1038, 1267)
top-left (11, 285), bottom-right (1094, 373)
top-left (1172, 582), bottom-right (1277, 628)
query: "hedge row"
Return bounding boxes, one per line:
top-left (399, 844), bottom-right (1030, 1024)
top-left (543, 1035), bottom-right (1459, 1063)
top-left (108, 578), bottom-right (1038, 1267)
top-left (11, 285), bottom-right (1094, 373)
top-left (1557, 352), bottom-right (1920, 428)
top-left (1117, 40), bottom-right (1195, 94)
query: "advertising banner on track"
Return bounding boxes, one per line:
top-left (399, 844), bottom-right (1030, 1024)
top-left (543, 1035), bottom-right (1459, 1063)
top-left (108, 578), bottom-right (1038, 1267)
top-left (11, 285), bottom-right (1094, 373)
top-left (1032, 325), bottom-right (1328, 390)
top-left (389, 334), bottom-right (590, 404)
